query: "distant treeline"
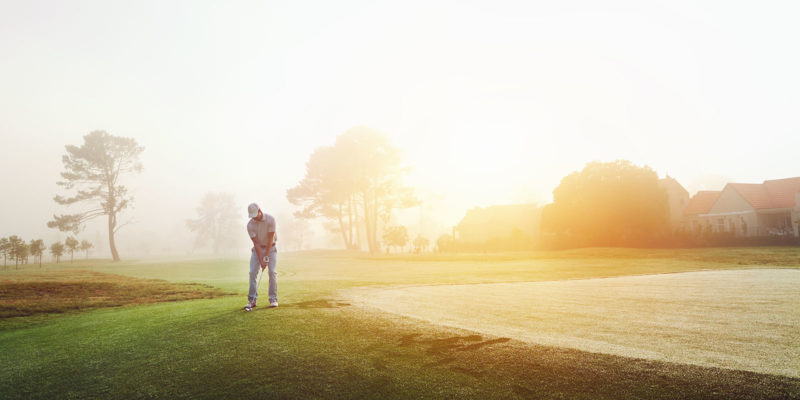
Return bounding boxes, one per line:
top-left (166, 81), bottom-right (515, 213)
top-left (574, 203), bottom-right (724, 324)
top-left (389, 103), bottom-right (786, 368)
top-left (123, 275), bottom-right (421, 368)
top-left (437, 160), bottom-right (798, 252)
top-left (0, 236), bottom-right (93, 268)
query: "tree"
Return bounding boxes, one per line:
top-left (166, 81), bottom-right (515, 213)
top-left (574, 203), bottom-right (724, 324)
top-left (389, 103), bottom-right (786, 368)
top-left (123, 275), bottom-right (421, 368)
top-left (0, 237), bottom-right (9, 268)
top-left (80, 240), bottom-right (93, 259)
top-left (30, 239), bottom-right (45, 268)
top-left (413, 234), bottom-right (429, 254)
top-left (287, 145), bottom-right (360, 250)
top-left (436, 234), bottom-right (454, 253)
top-left (48, 131), bottom-right (144, 261)
top-left (185, 192), bottom-right (238, 254)
top-left (279, 215), bottom-right (312, 251)
top-left (288, 127), bottom-right (417, 254)
top-left (65, 236), bottom-right (79, 263)
top-left (50, 242), bottom-right (65, 264)
top-left (382, 226), bottom-right (409, 254)
top-left (541, 160), bottom-right (669, 247)
top-left (18, 243), bottom-right (30, 266)
top-left (8, 236), bottom-right (24, 269)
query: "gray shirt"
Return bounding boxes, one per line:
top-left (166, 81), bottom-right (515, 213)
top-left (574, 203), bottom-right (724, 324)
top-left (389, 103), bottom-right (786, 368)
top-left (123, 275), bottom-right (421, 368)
top-left (247, 213), bottom-right (277, 247)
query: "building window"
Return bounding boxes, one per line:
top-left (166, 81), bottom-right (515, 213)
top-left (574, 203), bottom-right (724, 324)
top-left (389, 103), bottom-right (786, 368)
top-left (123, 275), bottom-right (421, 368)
top-left (717, 218), bottom-right (724, 233)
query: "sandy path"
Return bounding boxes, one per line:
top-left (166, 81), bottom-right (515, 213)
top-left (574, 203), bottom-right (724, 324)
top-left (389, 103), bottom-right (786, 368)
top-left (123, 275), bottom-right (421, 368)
top-left (344, 269), bottom-right (800, 377)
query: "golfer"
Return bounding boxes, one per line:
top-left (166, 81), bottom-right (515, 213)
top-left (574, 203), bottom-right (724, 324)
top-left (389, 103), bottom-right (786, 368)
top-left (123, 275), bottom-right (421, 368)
top-left (246, 203), bottom-right (278, 309)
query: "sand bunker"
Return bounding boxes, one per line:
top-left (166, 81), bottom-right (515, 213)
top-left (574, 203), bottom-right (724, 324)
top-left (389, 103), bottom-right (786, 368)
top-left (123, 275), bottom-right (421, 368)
top-left (345, 269), bottom-right (800, 377)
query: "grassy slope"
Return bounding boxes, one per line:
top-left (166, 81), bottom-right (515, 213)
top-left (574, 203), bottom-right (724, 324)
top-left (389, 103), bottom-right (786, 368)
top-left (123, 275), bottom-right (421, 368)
top-left (1, 248), bottom-right (799, 399)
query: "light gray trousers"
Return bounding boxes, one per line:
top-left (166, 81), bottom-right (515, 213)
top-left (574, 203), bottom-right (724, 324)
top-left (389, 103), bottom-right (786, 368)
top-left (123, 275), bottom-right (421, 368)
top-left (248, 246), bottom-right (277, 304)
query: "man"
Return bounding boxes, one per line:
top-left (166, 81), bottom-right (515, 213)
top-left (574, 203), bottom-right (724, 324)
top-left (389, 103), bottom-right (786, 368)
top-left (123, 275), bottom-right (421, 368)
top-left (246, 202), bottom-right (278, 309)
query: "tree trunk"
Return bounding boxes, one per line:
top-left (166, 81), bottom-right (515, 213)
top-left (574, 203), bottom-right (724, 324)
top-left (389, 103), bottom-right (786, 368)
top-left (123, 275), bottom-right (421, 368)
top-left (109, 212), bottom-right (120, 261)
top-left (212, 216), bottom-right (220, 254)
top-left (372, 186), bottom-right (379, 253)
top-left (362, 193), bottom-right (375, 254)
top-left (336, 203), bottom-right (349, 249)
top-left (348, 197), bottom-right (355, 249)
top-left (354, 197), bottom-right (362, 250)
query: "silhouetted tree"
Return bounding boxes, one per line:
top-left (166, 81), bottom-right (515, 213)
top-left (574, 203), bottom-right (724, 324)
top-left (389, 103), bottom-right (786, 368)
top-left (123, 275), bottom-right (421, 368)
top-left (65, 236), bottom-right (79, 263)
top-left (541, 160), bottom-right (668, 248)
top-left (288, 145), bottom-right (360, 249)
top-left (80, 240), bottom-right (93, 259)
top-left (279, 215), bottom-right (312, 251)
top-left (436, 234), bottom-right (454, 253)
top-left (18, 243), bottom-right (30, 265)
top-left (50, 242), bottom-right (65, 264)
top-left (0, 237), bottom-right (9, 268)
top-left (186, 192), bottom-right (238, 254)
top-left (8, 236), bottom-right (24, 269)
top-left (48, 131), bottom-right (144, 261)
top-left (288, 127), bottom-right (417, 253)
top-left (413, 235), bottom-right (429, 254)
top-left (30, 239), bottom-right (45, 268)
top-left (382, 226), bottom-right (409, 254)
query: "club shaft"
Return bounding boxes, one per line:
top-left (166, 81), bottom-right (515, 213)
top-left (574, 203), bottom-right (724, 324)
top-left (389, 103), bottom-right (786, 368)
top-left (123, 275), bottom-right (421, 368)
top-left (256, 269), bottom-right (264, 299)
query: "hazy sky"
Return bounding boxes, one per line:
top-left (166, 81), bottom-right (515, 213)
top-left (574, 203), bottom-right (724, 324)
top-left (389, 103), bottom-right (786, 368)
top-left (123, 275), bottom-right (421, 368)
top-left (1, 1), bottom-right (799, 254)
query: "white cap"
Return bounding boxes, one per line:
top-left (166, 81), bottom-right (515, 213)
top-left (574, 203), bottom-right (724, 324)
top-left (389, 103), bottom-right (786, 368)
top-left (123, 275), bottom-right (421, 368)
top-left (248, 203), bottom-right (259, 218)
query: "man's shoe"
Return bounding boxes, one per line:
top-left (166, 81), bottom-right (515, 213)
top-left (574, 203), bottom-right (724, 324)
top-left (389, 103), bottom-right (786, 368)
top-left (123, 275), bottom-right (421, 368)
top-left (244, 301), bottom-right (256, 311)
top-left (269, 301), bottom-right (278, 308)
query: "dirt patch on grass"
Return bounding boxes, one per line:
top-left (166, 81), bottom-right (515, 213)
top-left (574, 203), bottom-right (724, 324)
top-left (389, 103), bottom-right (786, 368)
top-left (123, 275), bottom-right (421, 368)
top-left (287, 299), bottom-right (351, 309)
top-left (0, 270), bottom-right (232, 319)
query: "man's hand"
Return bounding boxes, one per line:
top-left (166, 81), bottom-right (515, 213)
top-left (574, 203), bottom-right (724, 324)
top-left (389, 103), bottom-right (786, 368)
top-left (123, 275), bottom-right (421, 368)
top-left (260, 261), bottom-right (267, 271)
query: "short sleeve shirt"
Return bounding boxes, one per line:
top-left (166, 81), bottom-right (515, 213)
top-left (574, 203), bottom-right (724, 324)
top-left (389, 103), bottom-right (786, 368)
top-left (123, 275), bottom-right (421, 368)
top-left (247, 213), bottom-right (276, 247)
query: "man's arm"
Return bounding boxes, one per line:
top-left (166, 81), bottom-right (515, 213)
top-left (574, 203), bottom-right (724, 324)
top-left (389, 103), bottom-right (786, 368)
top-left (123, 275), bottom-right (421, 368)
top-left (262, 215), bottom-right (276, 266)
top-left (264, 232), bottom-right (275, 259)
top-left (251, 236), bottom-right (266, 268)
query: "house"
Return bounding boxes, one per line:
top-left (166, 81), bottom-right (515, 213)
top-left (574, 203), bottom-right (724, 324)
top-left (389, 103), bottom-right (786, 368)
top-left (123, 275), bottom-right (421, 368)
top-left (682, 191), bottom-right (721, 234)
top-left (455, 204), bottom-right (540, 244)
top-left (658, 176), bottom-right (690, 232)
top-left (683, 177), bottom-right (800, 237)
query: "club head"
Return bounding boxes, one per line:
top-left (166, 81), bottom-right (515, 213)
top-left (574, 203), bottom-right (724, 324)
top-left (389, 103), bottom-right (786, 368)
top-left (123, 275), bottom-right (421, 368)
top-left (244, 306), bottom-right (252, 312)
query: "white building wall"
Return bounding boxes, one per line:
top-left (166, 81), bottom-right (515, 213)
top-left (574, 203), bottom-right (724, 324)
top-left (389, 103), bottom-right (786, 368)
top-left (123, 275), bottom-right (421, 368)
top-left (705, 187), bottom-right (757, 236)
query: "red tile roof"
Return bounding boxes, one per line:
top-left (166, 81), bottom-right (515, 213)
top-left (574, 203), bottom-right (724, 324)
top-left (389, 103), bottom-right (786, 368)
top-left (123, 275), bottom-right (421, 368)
top-left (763, 177), bottom-right (800, 208)
top-left (683, 191), bottom-right (721, 215)
top-left (727, 183), bottom-right (771, 209)
top-left (728, 177), bottom-right (800, 209)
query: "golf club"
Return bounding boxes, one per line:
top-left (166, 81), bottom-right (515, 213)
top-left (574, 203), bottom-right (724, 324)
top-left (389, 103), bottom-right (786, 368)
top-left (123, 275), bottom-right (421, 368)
top-left (244, 266), bottom-right (265, 312)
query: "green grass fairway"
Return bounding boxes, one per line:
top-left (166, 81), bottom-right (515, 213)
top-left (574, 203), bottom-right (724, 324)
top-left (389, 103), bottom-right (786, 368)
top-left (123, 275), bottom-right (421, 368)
top-left (2, 248), bottom-right (800, 399)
